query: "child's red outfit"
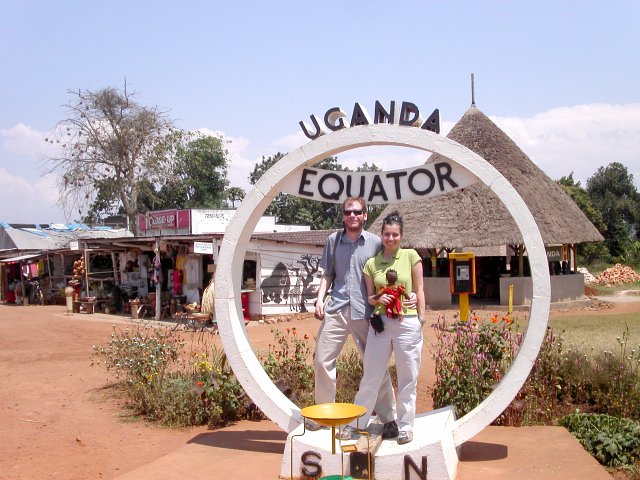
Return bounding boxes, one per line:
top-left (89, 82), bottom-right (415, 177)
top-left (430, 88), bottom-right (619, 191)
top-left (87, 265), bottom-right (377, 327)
top-left (378, 284), bottom-right (407, 318)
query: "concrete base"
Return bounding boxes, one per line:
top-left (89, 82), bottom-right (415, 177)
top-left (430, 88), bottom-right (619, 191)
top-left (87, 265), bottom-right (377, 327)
top-left (499, 273), bottom-right (585, 306)
top-left (281, 407), bottom-right (458, 480)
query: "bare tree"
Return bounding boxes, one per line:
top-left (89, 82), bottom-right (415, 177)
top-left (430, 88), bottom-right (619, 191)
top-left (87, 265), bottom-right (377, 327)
top-left (45, 84), bottom-right (177, 234)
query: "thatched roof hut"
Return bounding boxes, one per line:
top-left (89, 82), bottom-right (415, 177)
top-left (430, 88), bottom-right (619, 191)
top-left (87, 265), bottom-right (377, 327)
top-left (369, 105), bottom-right (604, 250)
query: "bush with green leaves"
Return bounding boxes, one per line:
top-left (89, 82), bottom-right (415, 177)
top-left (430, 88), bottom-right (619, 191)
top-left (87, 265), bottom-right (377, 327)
top-left (430, 313), bottom-right (516, 417)
top-left (92, 325), bottom-right (184, 386)
top-left (558, 327), bottom-right (640, 421)
top-left (335, 344), bottom-right (364, 404)
top-left (497, 326), bottom-right (565, 426)
top-left (92, 325), bottom-right (250, 427)
top-left (260, 327), bottom-right (315, 407)
top-left (560, 413), bottom-right (640, 468)
top-left (193, 346), bottom-right (251, 426)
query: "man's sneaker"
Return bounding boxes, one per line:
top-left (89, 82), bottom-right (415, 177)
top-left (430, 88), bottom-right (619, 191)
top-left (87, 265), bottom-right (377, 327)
top-left (397, 430), bottom-right (413, 445)
top-left (382, 420), bottom-right (399, 439)
top-left (304, 418), bottom-right (322, 431)
top-left (336, 425), bottom-right (357, 440)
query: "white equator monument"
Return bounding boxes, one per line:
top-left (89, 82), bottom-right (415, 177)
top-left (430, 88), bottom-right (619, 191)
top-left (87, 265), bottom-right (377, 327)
top-left (214, 123), bottom-right (550, 480)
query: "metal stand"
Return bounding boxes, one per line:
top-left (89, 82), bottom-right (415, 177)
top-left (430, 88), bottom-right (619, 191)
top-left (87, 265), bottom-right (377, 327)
top-left (290, 403), bottom-right (370, 480)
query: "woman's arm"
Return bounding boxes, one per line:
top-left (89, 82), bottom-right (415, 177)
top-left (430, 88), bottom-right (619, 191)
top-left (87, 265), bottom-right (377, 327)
top-left (411, 261), bottom-right (427, 323)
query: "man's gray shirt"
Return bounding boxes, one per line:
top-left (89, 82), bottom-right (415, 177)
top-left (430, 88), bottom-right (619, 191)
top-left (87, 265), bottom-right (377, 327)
top-left (320, 229), bottom-right (382, 320)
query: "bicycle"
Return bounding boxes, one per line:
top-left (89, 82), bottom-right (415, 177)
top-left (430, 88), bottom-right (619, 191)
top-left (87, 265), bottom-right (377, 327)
top-left (29, 280), bottom-right (44, 306)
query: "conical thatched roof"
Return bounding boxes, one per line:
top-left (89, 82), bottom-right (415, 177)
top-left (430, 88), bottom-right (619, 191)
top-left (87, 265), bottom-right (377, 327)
top-left (369, 106), bottom-right (604, 249)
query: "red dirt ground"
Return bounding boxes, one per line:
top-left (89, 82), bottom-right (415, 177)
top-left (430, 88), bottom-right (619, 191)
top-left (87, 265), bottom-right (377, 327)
top-left (0, 298), bottom-right (636, 479)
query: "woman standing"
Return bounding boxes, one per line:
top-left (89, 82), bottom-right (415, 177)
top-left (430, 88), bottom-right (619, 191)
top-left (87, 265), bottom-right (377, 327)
top-left (341, 211), bottom-right (427, 445)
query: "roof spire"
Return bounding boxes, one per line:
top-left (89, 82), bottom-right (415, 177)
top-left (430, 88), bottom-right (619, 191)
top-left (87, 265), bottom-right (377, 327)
top-left (471, 73), bottom-right (476, 106)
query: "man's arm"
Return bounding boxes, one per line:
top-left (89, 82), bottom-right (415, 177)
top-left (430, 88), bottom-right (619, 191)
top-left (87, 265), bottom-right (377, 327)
top-left (314, 274), bottom-right (331, 319)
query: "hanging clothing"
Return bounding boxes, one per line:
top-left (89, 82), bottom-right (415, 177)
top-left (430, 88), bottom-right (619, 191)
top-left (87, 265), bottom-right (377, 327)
top-left (172, 270), bottom-right (183, 296)
top-left (183, 255), bottom-right (202, 303)
top-left (183, 256), bottom-right (201, 286)
top-left (152, 255), bottom-right (161, 284)
top-left (175, 255), bottom-right (186, 277)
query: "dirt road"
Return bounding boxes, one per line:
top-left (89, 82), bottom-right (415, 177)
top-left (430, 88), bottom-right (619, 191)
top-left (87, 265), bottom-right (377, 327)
top-left (0, 299), bottom-right (636, 479)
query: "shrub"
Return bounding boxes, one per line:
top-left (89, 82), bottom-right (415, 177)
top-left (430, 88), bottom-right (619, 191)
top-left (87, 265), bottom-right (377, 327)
top-left (498, 326), bottom-right (565, 426)
top-left (558, 327), bottom-right (640, 420)
top-left (195, 346), bottom-right (251, 427)
top-left (92, 325), bottom-right (251, 427)
top-left (430, 311), bottom-right (640, 427)
top-left (92, 324), bottom-right (183, 387)
top-left (560, 413), bottom-right (640, 468)
top-left (260, 327), bottom-right (315, 407)
top-left (430, 313), bottom-right (516, 417)
top-left (335, 344), bottom-right (364, 403)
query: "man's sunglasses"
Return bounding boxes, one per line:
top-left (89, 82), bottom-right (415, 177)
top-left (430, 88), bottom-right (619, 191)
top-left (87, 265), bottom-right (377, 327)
top-left (343, 209), bottom-right (364, 216)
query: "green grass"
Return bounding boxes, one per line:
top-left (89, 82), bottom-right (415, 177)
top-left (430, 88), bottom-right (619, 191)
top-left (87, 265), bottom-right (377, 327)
top-left (511, 311), bottom-right (640, 355)
top-left (585, 280), bottom-right (640, 296)
top-left (549, 313), bottom-right (640, 353)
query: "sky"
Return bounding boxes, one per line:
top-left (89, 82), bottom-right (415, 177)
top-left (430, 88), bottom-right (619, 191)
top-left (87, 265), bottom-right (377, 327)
top-left (1, 1), bottom-right (639, 224)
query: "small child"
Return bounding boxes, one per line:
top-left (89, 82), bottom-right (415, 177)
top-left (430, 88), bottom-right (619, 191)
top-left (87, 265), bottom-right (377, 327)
top-left (375, 269), bottom-right (409, 320)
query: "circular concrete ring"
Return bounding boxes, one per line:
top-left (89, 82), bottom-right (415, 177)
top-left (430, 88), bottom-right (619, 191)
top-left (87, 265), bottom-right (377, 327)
top-left (214, 124), bottom-right (550, 445)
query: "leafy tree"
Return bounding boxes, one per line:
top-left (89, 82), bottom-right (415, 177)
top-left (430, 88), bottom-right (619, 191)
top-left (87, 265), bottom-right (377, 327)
top-left (249, 152), bottom-right (286, 185)
top-left (356, 162), bottom-right (384, 228)
top-left (249, 154), bottom-right (348, 229)
top-left (249, 154), bottom-right (384, 230)
top-left (557, 173), bottom-right (607, 232)
top-left (586, 162), bottom-right (640, 258)
top-left (46, 84), bottom-right (181, 234)
top-left (225, 186), bottom-right (246, 208)
top-left (155, 133), bottom-right (229, 209)
top-left (557, 173), bottom-right (610, 263)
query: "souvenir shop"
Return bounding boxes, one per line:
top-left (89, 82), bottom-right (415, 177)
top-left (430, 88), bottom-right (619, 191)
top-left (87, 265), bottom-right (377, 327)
top-left (0, 252), bottom-right (62, 305)
top-left (87, 231), bottom-right (326, 320)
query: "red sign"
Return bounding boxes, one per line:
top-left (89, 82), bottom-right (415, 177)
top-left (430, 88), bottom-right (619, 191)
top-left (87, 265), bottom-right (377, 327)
top-left (138, 209), bottom-right (191, 231)
top-left (148, 210), bottom-right (176, 229)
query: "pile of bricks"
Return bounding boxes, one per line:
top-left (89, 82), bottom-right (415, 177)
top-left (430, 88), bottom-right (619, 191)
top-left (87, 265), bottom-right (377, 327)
top-left (577, 267), bottom-right (596, 284)
top-left (592, 263), bottom-right (640, 287)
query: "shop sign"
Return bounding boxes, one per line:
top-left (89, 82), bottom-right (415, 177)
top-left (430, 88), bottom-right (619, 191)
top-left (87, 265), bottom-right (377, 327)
top-left (139, 209), bottom-right (190, 231)
top-left (545, 246), bottom-right (562, 261)
top-left (148, 210), bottom-right (177, 229)
top-left (191, 210), bottom-right (235, 234)
top-left (69, 241), bottom-right (79, 250)
top-left (194, 241), bottom-right (213, 254)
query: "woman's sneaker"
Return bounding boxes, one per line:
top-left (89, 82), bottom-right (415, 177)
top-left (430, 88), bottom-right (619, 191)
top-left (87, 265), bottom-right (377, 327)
top-left (397, 430), bottom-right (413, 445)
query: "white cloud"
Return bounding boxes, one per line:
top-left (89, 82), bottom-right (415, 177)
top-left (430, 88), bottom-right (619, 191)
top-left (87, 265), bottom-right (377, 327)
top-left (491, 103), bottom-right (640, 187)
top-left (0, 123), bottom-right (60, 166)
top-left (2, 103), bottom-right (638, 224)
top-left (272, 131), bottom-right (308, 152)
top-left (259, 105), bottom-right (640, 190)
top-left (0, 167), bottom-right (65, 223)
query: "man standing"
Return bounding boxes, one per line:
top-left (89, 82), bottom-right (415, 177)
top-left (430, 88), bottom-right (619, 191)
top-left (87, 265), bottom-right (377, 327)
top-left (312, 197), bottom-right (398, 436)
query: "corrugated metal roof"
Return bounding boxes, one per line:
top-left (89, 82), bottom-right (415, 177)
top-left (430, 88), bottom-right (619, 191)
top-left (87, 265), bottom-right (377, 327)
top-left (0, 225), bottom-right (133, 251)
top-left (0, 253), bottom-right (42, 263)
top-left (252, 229), bottom-right (335, 246)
